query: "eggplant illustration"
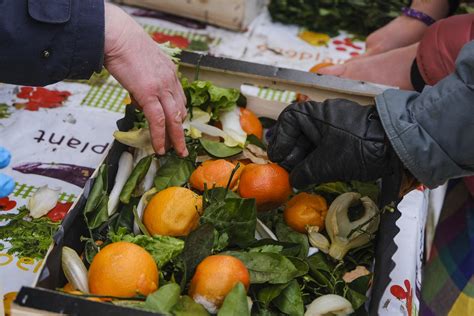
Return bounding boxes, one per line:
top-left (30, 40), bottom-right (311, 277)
top-left (13, 162), bottom-right (94, 187)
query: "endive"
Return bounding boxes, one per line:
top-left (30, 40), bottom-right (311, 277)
top-left (305, 294), bottom-right (354, 316)
top-left (325, 192), bottom-right (380, 260)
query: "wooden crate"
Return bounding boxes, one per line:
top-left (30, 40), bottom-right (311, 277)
top-left (113, 0), bottom-right (267, 31)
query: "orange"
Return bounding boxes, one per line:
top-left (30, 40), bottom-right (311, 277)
top-left (309, 62), bottom-right (334, 73)
top-left (88, 242), bottom-right (158, 297)
top-left (189, 255), bottom-right (250, 313)
top-left (238, 163), bottom-right (292, 211)
top-left (240, 108), bottom-right (263, 140)
top-left (284, 192), bottom-right (328, 233)
top-left (189, 159), bottom-right (243, 192)
top-left (143, 187), bottom-right (202, 236)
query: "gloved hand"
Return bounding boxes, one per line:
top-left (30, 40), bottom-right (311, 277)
top-left (267, 100), bottom-right (409, 203)
top-left (0, 147), bottom-right (14, 198)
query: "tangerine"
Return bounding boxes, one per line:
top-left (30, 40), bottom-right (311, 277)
top-left (284, 192), bottom-right (328, 233)
top-left (88, 242), bottom-right (158, 297)
top-left (189, 255), bottom-right (250, 313)
top-left (189, 159), bottom-right (243, 192)
top-left (143, 187), bottom-right (202, 236)
top-left (238, 163), bottom-right (292, 211)
top-left (240, 108), bottom-right (263, 140)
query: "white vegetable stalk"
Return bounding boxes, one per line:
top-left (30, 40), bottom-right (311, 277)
top-left (61, 246), bottom-right (89, 293)
top-left (220, 107), bottom-right (247, 147)
top-left (108, 152), bottom-right (134, 215)
top-left (183, 108), bottom-right (246, 147)
top-left (28, 185), bottom-right (60, 218)
top-left (133, 188), bottom-right (158, 235)
top-left (304, 294), bottom-right (354, 316)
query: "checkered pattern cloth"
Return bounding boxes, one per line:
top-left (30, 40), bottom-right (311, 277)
top-left (421, 179), bottom-right (474, 315)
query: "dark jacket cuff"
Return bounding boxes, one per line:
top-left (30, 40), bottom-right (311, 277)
top-left (68, 0), bottom-right (105, 80)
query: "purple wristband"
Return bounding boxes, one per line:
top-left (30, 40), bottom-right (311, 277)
top-left (402, 7), bottom-right (436, 26)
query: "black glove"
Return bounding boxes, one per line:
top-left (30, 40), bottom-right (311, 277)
top-left (268, 99), bottom-right (405, 201)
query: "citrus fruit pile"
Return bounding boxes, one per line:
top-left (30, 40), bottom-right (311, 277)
top-left (59, 80), bottom-right (378, 316)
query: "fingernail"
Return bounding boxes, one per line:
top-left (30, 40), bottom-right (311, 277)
top-left (158, 148), bottom-right (165, 155)
top-left (181, 148), bottom-right (189, 157)
top-left (317, 64), bottom-right (346, 76)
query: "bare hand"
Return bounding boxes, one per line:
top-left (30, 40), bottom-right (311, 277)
top-left (317, 43), bottom-right (418, 90)
top-left (104, 3), bottom-right (188, 157)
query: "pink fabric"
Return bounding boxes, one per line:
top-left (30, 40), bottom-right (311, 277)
top-left (416, 14), bottom-right (474, 86)
top-left (416, 14), bottom-right (474, 196)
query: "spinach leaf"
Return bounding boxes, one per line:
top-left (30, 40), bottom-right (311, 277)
top-left (180, 223), bottom-right (215, 286)
top-left (145, 283), bottom-right (181, 314)
top-left (112, 196), bottom-right (139, 233)
top-left (109, 228), bottom-right (184, 268)
top-left (172, 296), bottom-right (209, 316)
top-left (84, 164), bottom-right (109, 230)
top-left (218, 282), bottom-right (250, 316)
top-left (201, 197), bottom-right (256, 245)
top-left (249, 245), bottom-right (283, 254)
top-left (257, 283), bottom-right (289, 306)
top-left (199, 138), bottom-right (242, 158)
top-left (346, 287), bottom-right (368, 310)
top-left (120, 155), bottom-right (153, 204)
top-left (226, 251), bottom-right (299, 284)
top-left (273, 279), bottom-right (304, 316)
top-left (154, 155), bottom-right (195, 191)
top-left (287, 257), bottom-right (309, 278)
top-left (275, 221), bottom-right (309, 259)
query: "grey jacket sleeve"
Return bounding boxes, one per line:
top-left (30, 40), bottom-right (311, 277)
top-left (376, 40), bottom-right (474, 189)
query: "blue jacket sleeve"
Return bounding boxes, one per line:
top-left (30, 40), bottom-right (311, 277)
top-left (376, 40), bottom-right (474, 188)
top-left (0, 0), bottom-right (104, 86)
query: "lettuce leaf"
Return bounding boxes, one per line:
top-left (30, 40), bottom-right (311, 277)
top-left (182, 79), bottom-right (240, 120)
top-left (109, 228), bottom-right (184, 268)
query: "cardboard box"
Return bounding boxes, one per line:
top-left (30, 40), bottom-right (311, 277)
top-left (13, 52), bottom-right (403, 315)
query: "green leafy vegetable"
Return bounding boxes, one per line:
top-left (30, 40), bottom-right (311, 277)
top-left (172, 295), bottom-right (210, 316)
top-left (226, 251), bottom-right (299, 284)
top-left (268, 0), bottom-right (406, 37)
top-left (120, 155), bottom-right (153, 204)
top-left (202, 197), bottom-right (256, 246)
top-left (145, 283), bottom-right (181, 314)
top-left (154, 155), bottom-right (195, 191)
top-left (0, 207), bottom-right (59, 259)
top-left (218, 282), bottom-right (250, 316)
top-left (112, 196), bottom-right (140, 233)
top-left (273, 279), bottom-right (304, 316)
top-left (249, 245), bottom-right (283, 254)
top-left (199, 138), bottom-right (242, 158)
top-left (275, 221), bottom-right (309, 259)
top-left (182, 79), bottom-right (241, 120)
top-left (180, 223), bottom-right (215, 286)
top-left (109, 228), bottom-right (184, 268)
top-left (84, 164), bottom-right (109, 230)
top-left (258, 283), bottom-right (289, 306)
